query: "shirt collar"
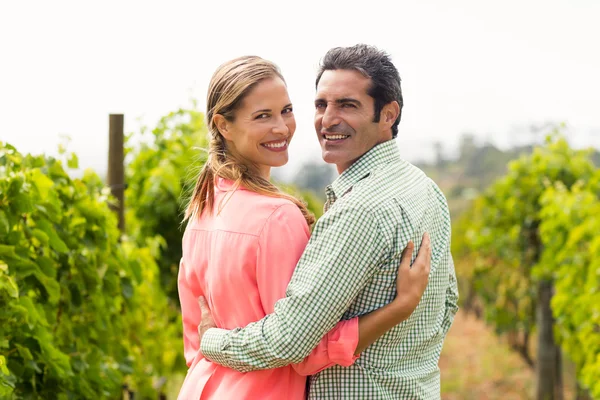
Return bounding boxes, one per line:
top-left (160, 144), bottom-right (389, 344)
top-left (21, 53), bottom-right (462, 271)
top-left (328, 139), bottom-right (401, 199)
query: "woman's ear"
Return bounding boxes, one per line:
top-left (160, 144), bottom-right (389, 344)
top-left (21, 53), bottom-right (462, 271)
top-left (213, 114), bottom-right (233, 141)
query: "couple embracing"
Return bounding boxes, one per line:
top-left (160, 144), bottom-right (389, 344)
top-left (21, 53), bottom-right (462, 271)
top-left (177, 44), bottom-right (458, 400)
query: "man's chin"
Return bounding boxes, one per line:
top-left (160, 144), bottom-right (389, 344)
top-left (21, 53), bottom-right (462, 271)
top-left (321, 151), bottom-right (339, 165)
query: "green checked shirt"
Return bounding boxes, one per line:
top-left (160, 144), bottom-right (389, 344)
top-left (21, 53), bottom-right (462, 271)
top-left (202, 139), bottom-right (459, 399)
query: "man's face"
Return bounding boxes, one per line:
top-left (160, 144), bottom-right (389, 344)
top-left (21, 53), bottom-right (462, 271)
top-left (314, 69), bottom-right (390, 174)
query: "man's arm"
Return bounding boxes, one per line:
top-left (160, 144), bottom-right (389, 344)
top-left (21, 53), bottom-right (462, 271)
top-left (201, 206), bottom-right (388, 372)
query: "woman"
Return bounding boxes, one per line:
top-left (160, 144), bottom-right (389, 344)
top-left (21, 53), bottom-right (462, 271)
top-left (177, 56), bottom-right (431, 399)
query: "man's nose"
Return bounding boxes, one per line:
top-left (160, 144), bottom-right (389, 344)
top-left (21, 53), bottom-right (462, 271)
top-left (321, 106), bottom-right (340, 130)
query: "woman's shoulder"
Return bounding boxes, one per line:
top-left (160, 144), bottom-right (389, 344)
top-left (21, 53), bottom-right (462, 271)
top-left (194, 188), bottom-right (308, 237)
top-left (239, 194), bottom-right (308, 233)
top-left (216, 179), bottom-right (297, 211)
top-left (258, 198), bottom-right (310, 240)
top-left (246, 193), bottom-right (304, 221)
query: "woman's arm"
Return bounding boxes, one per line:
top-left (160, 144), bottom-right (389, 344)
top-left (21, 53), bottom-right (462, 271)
top-left (178, 258), bottom-right (205, 367)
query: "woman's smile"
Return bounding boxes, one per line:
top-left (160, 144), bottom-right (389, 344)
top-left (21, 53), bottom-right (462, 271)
top-left (261, 139), bottom-right (289, 152)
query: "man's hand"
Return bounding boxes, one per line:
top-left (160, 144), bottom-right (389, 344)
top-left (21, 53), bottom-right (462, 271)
top-left (198, 296), bottom-right (216, 349)
top-left (393, 233), bottom-right (432, 317)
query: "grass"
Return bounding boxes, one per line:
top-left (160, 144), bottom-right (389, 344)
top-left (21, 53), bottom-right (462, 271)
top-left (440, 311), bottom-right (535, 400)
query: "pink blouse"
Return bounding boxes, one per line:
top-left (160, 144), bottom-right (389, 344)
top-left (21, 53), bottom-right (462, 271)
top-left (177, 178), bottom-right (359, 400)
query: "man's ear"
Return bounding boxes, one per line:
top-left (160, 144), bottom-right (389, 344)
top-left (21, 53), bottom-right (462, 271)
top-left (381, 101), bottom-right (400, 129)
top-left (213, 114), bottom-right (233, 141)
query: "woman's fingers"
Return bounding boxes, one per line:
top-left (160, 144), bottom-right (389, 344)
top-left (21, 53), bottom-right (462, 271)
top-left (198, 296), bottom-right (210, 313)
top-left (414, 233), bottom-right (431, 273)
top-left (399, 240), bottom-right (415, 271)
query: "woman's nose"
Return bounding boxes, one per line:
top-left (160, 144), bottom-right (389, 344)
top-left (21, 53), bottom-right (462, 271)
top-left (272, 116), bottom-right (289, 135)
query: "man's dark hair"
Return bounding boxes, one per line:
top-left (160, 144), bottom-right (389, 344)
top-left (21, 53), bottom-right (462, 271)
top-left (316, 44), bottom-right (403, 138)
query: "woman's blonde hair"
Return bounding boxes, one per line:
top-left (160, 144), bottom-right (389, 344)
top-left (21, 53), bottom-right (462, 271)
top-left (184, 56), bottom-right (315, 226)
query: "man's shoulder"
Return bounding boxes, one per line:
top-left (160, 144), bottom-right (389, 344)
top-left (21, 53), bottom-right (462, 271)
top-left (340, 158), bottom-right (448, 225)
top-left (350, 158), bottom-right (435, 204)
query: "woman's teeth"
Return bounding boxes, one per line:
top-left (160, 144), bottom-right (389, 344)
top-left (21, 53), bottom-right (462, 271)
top-left (263, 141), bottom-right (287, 148)
top-left (324, 134), bottom-right (349, 140)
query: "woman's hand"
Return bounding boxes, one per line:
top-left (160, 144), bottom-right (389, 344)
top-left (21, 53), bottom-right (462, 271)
top-left (353, 233), bottom-right (432, 355)
top-left (197, 296), bottom-right (217, 351)
top-left (393, 233), bottom-right (431, 318)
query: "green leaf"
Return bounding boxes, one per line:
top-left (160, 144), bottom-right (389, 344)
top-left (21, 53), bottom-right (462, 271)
top-left (11, 257), bottom-right (39, 276)
top-left (0, 274), bottom-right (19, 298)
top-left (35, 219), bottom-right (69, 254)
top-left (15, 344), bottom-right (34, 361)
top-left (29, 168), bottom-right (54, 200)
top-left (34, 271), bottom-right (60, 304)
top-left (67, 153), bottom-right (79, 169)
top-left (0, 210), bottom-right (9, 237)
top-left (18, 296), bottom-right (41, 328)
top-left (36, 255), bottom-right (57, 279)
top-left (121, 278), bottom-right (133, 299)
top-left (30, 228), bottom-right (50, 245)
top-left (0, 245), bottom-right (17, 259)
top-left (0, 355), bottom-right (9, 375)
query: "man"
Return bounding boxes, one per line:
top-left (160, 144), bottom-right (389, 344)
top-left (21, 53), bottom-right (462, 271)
top-left (200, 44), bottom-right (459, 399)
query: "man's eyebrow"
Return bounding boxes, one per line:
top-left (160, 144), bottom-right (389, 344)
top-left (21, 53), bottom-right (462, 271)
top-left (314, 98), bottom-right (362, 105)
top-left (336, 98), bottom-right (361, 105)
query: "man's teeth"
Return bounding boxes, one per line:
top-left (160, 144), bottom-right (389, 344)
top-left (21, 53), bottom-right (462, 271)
top-left (325, 135), bottom-right (349, 140)
top-left (263, 141), bottom-right (287, 148)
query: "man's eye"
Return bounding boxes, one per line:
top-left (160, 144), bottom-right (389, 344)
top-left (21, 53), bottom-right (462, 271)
top-left (341, 103), bottom-right (356, 108)
top-left (315, 103), bottom-right (325, 109)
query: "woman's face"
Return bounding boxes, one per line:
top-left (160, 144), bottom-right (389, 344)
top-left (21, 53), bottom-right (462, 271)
top-left (219, 77), bottom-right (295, 180)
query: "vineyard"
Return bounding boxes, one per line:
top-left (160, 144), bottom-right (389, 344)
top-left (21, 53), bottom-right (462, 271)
top-left (1, 109), bottom-right (599, 399)
top-left (452, 133), bottom-right (600, 399)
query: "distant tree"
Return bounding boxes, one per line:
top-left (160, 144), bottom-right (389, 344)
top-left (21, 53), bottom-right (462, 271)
top-left (292, 161), bottom-right (336, 198)
top-left (458, 133), bottom-right (477, 161)
top-left (591, 150), bottom-right (600, 167)
top-left (433, 141), bottom-right (446, 172)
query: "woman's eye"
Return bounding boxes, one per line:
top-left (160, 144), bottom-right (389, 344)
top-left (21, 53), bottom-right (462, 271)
top-left (255, 113), bottom-right (269, 120)
top-left (283, 107), bottom-right (293, 114)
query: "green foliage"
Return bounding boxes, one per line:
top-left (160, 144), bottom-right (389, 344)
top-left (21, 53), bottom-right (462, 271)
top-left (453, 133), bottom-right (600, 395)
top-left (538, 178), bottom-right (600, 397)
top-left (125, 107), bottom-right (209, 302)
top-left (0, 142), bottom-right (181, 399)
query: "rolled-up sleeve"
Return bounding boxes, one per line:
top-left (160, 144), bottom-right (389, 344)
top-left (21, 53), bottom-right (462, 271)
top-left (201, 205), bottom-right (387, 372)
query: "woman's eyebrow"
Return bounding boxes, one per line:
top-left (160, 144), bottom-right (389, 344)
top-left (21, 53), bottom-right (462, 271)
top-left (251, 108), bottom-right (271, 115)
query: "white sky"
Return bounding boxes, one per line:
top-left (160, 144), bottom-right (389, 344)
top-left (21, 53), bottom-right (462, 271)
top-left (1, 0), bottom-right (599, 180)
